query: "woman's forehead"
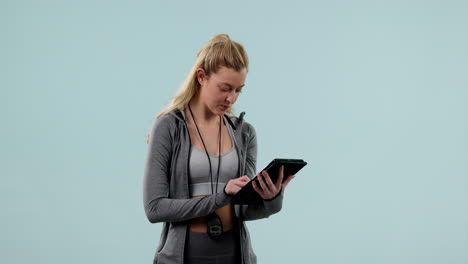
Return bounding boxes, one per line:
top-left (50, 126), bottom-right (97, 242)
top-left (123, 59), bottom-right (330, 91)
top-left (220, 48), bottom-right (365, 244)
top-left (213, 67), bottom-right (247, 83)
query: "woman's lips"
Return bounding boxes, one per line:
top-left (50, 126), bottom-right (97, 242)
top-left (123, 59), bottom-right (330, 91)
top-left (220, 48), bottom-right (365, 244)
top-left (220, 105), bottom-right (229, 110)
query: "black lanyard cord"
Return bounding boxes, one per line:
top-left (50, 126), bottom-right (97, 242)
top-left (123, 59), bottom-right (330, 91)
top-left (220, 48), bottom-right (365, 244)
top-left (188, 104), bottom-right (222, 195)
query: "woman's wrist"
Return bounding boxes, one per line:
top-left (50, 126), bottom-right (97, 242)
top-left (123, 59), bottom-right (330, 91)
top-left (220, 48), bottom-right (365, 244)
top-left (263, 188), bottom-right (282, 201)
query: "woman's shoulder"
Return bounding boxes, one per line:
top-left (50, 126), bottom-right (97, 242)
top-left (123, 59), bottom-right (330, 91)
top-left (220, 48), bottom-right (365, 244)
top-left (148, 109), bottom-right (185, 136)
top-left (154, 108), bottom-right (185, 125)
top-left (146, 109), bottom-right (185, 144)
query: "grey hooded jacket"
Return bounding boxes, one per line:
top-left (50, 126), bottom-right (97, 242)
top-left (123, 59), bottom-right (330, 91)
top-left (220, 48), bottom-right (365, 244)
top-left (143, 108), bottom-right (284, 264)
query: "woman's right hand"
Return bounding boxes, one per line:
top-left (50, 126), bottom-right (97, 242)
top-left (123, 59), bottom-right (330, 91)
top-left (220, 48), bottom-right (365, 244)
top-left (224, 175), bottom-right (250, 195)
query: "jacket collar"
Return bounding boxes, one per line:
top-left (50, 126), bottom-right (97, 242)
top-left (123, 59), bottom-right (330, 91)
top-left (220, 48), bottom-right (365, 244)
top-left (169, 108), bottom-right (245, 130)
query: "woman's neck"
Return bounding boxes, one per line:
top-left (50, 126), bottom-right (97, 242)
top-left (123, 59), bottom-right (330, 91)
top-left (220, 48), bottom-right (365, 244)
top-left (187, 97), bottom-right (222, 127)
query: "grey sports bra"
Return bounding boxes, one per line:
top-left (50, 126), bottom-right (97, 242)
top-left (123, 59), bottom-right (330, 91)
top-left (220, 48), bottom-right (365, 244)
top-left (189, 137), bottom-right (239, 197)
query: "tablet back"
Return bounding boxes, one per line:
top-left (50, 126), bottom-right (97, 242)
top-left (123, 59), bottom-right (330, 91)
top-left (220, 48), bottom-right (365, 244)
top-left (231, 158), bottom-right (307, 205)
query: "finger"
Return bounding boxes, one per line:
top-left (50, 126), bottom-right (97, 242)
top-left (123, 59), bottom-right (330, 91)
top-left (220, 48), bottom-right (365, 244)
top-left (240, 175), bottom-right (250, 182)
top-left (234, 178), bottom-right (250, 186)
top-left (276, 165), bottom-right (284, 189)
top-left (282, 175), bottom-right (295, 189)
top-left (257, 172), bottom-right (270, 193)
top-left (252, 181), bottom-right (264, 196)
top-left (235, 176), bottom-right (249, 183)
top-left (233, 181), bottom-right (248, 188)
top-left (261, 170), bottom-right (276, 191)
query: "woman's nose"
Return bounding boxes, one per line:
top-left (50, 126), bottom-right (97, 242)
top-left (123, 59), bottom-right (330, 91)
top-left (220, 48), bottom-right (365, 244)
top-left (226, 91), bottom-right (237, 103)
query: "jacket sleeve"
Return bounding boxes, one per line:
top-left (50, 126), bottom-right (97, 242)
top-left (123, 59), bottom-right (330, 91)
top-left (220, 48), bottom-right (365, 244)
top-left (240, 123), bottom-right (284, 221)
top-left (143, 115), bottom-right (233, 224)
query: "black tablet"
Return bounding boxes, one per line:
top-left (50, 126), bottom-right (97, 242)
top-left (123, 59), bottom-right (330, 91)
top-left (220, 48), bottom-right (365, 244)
top-left (231, 158), bottom-right (307, 205)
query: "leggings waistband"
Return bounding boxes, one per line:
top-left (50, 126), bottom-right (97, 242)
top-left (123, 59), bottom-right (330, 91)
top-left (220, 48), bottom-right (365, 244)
top-left (184, 228), bottom-right (240, 264)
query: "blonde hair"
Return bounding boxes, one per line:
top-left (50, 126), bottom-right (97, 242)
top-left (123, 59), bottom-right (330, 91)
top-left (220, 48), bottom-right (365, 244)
top-left (146, 34), bottom-right (249, 144)
top-left (156, 33), bottom-right (249, 118)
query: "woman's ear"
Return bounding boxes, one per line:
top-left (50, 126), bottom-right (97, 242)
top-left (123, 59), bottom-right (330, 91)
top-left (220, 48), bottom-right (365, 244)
top-left (196, 68), bottom-right (206, 85)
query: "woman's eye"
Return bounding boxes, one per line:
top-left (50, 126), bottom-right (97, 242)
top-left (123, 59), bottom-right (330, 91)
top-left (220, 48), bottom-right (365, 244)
top-left (219, 86), bottom-right (242, 93)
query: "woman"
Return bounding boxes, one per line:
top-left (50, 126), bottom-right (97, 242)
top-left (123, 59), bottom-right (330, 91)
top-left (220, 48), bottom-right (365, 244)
top-left (143, 33), bottom-right (295, 264)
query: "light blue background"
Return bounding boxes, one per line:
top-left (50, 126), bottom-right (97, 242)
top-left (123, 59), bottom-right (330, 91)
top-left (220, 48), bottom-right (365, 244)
top-left (2, 0), bottom-right (467, 263)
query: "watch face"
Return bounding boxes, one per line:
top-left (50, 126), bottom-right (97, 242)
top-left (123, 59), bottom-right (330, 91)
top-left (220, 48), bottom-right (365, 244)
top-left (209, 225), bottom-right (222, 236)
top-left (207, 212), bottom-right (223, 240)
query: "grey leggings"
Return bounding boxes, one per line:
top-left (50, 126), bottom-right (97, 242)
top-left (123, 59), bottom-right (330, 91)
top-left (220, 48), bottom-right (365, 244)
top-left (184, 226), bottom-right (241, 264)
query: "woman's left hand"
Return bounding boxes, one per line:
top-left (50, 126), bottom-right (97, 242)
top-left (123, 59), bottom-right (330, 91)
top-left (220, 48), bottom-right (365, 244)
top-left (252, 165), bottom-right (295, 200)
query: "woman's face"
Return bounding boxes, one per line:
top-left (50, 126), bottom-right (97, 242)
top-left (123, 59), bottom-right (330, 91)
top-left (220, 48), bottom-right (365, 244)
top-left (196, 66), bottom-right (247, 116)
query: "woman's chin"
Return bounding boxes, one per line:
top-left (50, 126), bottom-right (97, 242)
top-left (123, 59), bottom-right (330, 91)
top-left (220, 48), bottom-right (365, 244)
top-left (219, 105), bottom-right (229, 113)
top-left (213, 107), bottom-right (227, 116)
